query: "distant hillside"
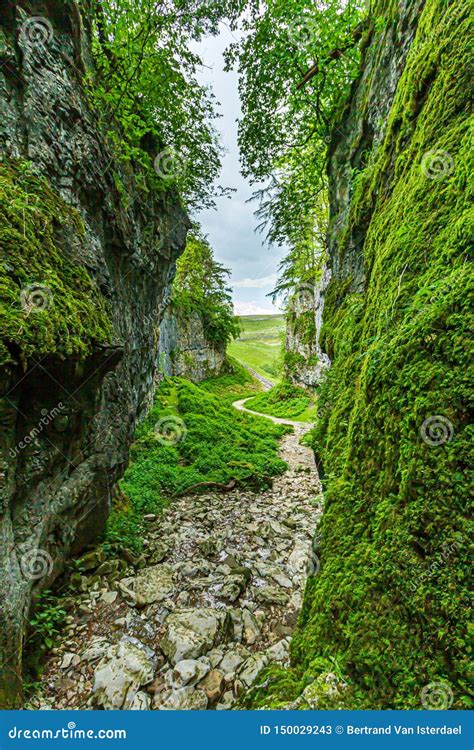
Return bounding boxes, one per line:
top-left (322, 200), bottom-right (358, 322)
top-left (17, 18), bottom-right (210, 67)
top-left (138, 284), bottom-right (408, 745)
top-left (228, 314), bottom-right (285, 383)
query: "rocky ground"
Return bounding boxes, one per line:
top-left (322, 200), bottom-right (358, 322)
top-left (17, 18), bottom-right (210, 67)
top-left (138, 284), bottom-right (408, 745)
top-left (28, 403), bottom-right (322, 711)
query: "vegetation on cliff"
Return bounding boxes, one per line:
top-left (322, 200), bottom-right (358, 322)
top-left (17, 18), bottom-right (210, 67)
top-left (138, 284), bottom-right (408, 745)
top-left (245, 383), bottom-right (317, 423)
top-left (226, 0), bottom-right (363, 250)
top-left (0, 161), bottom-right (112, 368)
top-left (90, 0), bottom-right (248, 210)
top-left (171, 232), bottom-right (240, 347)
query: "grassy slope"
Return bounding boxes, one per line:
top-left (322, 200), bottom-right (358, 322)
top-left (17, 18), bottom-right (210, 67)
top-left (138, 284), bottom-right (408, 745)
top-left (250, 0), bottom-right (472, 710)
top-left (104, 361), bottom-right (289, 554)
top-left (245, 383), bottom-right (318, 423)
top-left (228, 314), bottom-right (285, 383)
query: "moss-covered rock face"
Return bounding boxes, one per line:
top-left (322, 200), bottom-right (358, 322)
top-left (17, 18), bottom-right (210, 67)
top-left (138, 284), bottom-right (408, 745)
top-left (0, 161), bottom-right (112, 367)
top-left (0, 2), bottom-right (189, 707)
top-left (260, 0), bottom-right (472, 709)
top-left (158, 307), bottom-right (227, 383)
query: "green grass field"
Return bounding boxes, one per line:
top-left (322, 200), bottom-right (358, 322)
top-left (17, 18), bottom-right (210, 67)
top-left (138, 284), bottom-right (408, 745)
top-left (228, 314), bottom-right (285, 384)
top-left (245, 382), bottom-right (318, 424)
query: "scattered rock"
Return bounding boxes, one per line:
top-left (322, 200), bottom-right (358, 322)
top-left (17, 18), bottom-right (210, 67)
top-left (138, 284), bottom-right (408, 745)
top-left (254, 585), bottom-right (289, 606)
top-left (130, 691), bottom-right (151, 710)
top-left (123, 565), bottom-right (174, 606)
top-left (266, 639), bottom-right (289, 662)
top-left (242, 609), bottom-right (261, 645)
top-left (60, 653), bottom-right (80, 670)
top-left (170, 659), bottom-right (210, 687)
top-left (197, 538), bottom-right (218, 558)
top-left (157, 686), bottom-right (209, 711)
top-left (101, 591), bottom-right (118, 604)
top-left (92, 638), bottom-right (157, 710)
top-left (238, 654), bottom-right (269, 688)
top-left (216, 690), bottom-right (235, 709)
top-left (160, 609), bottom-right (233, 665)
top-left (31, 411), bottom-right (321, 712)
top-left (81, 638), bottom-right (112, 665)
top-left (219, 647), bottom-right (248, 675)
top-left (206, 647), bottom-right (225, 668)
top-left (147, 542), bottom-right (170, 564)
top-left (198, 669), bottom-right (225, 703)
top-left (77, 549), bottom-right (106, 572)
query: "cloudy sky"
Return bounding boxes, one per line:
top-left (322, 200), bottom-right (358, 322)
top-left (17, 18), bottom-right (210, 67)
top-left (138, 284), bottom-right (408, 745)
top-left (194, 26), bottom-right (286, 316)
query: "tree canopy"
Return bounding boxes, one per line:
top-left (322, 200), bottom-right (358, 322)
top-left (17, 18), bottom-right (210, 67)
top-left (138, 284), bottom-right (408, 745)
top-left (89, 0), bottom-right (248, 210)
top-left (226, 0), bottom-right (365, 299)
top-left (172, 232), bottom-right (240, 346)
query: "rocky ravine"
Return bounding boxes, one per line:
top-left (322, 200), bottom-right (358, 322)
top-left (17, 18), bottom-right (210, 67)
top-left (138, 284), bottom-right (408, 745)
top-left (29, 407), bottom-right (322, 710)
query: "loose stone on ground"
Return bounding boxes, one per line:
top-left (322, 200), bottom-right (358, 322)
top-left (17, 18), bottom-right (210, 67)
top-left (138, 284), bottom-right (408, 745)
top-left (29, 406), bottom-right (322, 710)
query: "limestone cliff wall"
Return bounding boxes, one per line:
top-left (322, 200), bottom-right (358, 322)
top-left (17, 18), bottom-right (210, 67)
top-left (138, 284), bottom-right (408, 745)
top-left (263, 0), bottom-right (471, 709)
top-left (284, 271), bottom-right (331, 388)
top-left (0, 1), bottom-right (189, 706)
top-left (158, 308), bottom-right (226, 383)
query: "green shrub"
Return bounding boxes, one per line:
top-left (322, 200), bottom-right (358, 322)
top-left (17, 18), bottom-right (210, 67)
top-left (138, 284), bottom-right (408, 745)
top-left (246, 382), bottom-right (316, 421)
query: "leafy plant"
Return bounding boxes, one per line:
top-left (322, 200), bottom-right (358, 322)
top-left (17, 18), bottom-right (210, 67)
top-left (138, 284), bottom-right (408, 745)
top-left (88, 0), bottom-right (248, 210)
top-left (246, 382), bottom-right (316, 421)
top-left (172, 231), bottom-right (240, 346)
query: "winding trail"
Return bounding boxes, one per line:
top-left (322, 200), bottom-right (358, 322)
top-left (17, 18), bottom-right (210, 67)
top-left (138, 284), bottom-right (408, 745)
top-left (233, 396), bottom-right (315, 431)
top-left (238, 363), bottom-right (274, 392)
top-left (30, 386), bottom-right (322, 712)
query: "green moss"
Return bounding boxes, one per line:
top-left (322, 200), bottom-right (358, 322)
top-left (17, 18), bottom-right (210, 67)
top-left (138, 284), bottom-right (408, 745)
top-left (290, 309), bottom-right (317, 345)
top-left (0, 160), bottom-right (112, 367)
top-left (241, 663), bottom-right (306, 709)
top-left (283, 350), bottom-right (306, 371)
top-left (261, 0), bottom-right (473, 710)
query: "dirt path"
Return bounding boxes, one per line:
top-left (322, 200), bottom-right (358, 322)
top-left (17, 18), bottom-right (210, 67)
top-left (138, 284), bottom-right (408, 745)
top-left (233, 396), bottom-right (315, 431)
top-left (29, 402), bottom-right (322, 711)
top-left (240, 364), bottom-right (274, 392)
